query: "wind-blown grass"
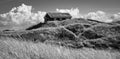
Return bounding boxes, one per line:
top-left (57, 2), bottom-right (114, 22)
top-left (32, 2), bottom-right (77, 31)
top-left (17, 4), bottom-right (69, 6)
top-left (0, 37), bottom-right (119, 59)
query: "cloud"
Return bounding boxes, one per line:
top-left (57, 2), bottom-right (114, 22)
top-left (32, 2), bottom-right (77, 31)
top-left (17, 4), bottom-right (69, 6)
top-left (56, 8), bottom-right (83, 18)
top-left (1, 3), bottom-right (120, 30)
top-left (56, 9), bottom-right (115, 23)
top-left (0, 4), bottom-right (46, 26)
top-left (111, 13), bottom-right (120, 21)
top-left (84, 11), bottom-right (113, 23)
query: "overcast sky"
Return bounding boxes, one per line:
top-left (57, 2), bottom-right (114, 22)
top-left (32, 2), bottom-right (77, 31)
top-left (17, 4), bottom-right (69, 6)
top-left (0, 0), bottom-right (120, 14)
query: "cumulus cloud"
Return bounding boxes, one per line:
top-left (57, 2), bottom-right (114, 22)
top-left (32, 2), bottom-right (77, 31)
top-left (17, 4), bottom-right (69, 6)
top-left (56, 9), bottom-right (116, 23)
top-left (0, 4), bottom-right (46, 26)
top-left (56, 8), bottom-right (83, 18)
top-left (111, 13), bottom-right (120, 21)
top-left (1, 3), bottom-right (120, 30)
top-left (84, 11), bottom-right (113, 23)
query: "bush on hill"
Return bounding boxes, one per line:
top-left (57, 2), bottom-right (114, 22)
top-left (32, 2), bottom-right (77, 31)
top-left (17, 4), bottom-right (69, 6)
top-left (92, 25), bottom-right (120, 37)
top-left (64, 23), bottom-right (85, 35)
top-left (81, 30), bottom-right (103, 39)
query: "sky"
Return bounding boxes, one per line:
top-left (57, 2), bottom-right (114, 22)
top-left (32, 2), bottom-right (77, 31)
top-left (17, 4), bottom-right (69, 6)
top-left (0, 0), bottom-right (120, 30)
top-left (0, 0), bottom-right (120, 14)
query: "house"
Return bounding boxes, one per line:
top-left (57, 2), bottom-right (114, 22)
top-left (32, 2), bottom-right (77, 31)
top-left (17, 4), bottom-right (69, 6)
top-left (26, 12), bottom-right (72, 30)
top-left (44, 12), bottom-right (72, 22)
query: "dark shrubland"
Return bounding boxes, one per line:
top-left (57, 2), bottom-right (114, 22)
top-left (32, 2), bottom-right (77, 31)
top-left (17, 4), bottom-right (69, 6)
top-left (65, 23), bottom-right (85, 35)
top-left (82, 24), bottom-right (91, 28)
top-left (82, 36), bottom-right (120, 50)
top-left (81, 30), bottom-right (103, 39)
top-left (92, 25), bottom-right (120, 37)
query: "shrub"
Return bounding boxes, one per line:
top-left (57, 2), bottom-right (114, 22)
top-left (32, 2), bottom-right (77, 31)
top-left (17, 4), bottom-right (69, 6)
top-left (64, 23), bottom-right (84, 35)
top-left (82, 36), bottom-right (120, 50)
top-left (109, 25), bottom-right (120, 35)
top-left (85, 39), bottom-right (109, 49)
top-left (82, 24), bottom-right (92, 28)
top-left (92, 25), bottom-right (120, 37)
top-left (103, 36), bottom-right (120, 49)
top-left (81, 30), bottom-right (103, 39)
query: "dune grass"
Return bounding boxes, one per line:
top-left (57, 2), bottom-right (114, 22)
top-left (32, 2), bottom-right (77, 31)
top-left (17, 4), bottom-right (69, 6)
top-left (0, 20), bottom-right (120, 59)
top-left (0, 37), bottom-right (119, 59)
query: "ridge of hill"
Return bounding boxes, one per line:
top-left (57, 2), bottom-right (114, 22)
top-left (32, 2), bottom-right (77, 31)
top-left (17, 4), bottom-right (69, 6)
top-left (1, 18), bottom-right (120, 50)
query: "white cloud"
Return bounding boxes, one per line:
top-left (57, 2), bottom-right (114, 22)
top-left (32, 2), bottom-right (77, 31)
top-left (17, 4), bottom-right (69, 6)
top-left (1, 3), bottom-right (120, 30)
top-left (84, 11), bottom-right (113, 23)
top-left (111, 13), bottom-right (120, 21)
top-left (56, 9), bottom-right (115, 23)
top-left (56, 8), bottom-right (83, 18)
top-left (0, 4), bottom-right (46, 26)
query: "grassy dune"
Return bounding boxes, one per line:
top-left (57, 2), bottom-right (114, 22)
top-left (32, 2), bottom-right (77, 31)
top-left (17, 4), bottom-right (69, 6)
top-left (0, 37), bottom-right (119, 59)
top-left (1, 21), bottom-right (120, 49)
top-left (0, 18), bottom-right (120, 59)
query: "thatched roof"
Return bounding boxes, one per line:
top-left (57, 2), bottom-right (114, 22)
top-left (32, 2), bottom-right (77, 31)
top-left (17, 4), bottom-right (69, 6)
top-left (46, 12), bottom-right (72, 18)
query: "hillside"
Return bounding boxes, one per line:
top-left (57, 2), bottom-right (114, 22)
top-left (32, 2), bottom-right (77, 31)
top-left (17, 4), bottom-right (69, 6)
top-left (0, 18), bottom-right (120, 59)
top-left (0, 18), bottom-right (120, 49)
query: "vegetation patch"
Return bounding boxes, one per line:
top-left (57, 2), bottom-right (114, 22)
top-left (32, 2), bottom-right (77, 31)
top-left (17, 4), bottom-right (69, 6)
top-left (81, 30), bottom-right (103, 39)
top-left (92, 25), bottom-right (120, 37)
top-left (65, 23), bottom-right (85, 35)
top-left (0, 38), bottom-right (119, 59)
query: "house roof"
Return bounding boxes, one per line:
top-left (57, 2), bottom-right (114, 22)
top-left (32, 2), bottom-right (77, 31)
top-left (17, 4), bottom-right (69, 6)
top-left (46, 12), bottom-right (72, 18)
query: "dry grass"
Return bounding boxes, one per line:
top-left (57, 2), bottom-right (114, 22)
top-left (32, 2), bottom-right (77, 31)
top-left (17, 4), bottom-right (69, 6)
top-left (0, 17), bottom-right (120, 59)
top-left (0, 37), bottom-right (119, 59)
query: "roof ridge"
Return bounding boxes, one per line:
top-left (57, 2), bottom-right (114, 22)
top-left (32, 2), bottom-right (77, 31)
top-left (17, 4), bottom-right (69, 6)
top-left (46, 12), bottom-right (72, 18)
